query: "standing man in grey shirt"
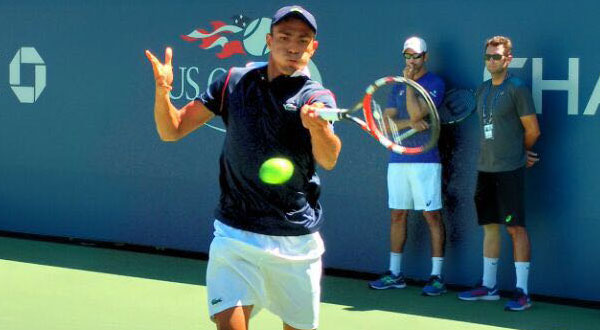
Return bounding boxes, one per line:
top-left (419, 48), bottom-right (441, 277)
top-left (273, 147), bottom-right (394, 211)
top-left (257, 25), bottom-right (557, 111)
top-left (458, 36), bottom-right (540, 311)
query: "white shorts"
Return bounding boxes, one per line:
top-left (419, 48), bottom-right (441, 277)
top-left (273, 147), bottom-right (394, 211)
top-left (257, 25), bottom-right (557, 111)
top-left (387, 163), bottom-right (442, 211)
top-left (206, 220), bottom-right (324, 330)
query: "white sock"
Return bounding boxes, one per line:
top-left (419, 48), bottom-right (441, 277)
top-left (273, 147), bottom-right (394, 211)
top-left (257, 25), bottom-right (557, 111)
top-left (515, 262), bottom-right (530, 294)
top-left (390, 252), bottom-right (403, 276)
top-left (431, 257), bottom-right (444, 277)
top-left (482, 257), bottom-right (499, 288)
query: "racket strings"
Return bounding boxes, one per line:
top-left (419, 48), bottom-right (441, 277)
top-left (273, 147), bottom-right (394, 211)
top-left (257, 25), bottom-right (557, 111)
top-left (363, 78), bottom-right (440, 154)
top-left (438, 88), bottom-right (476, 124)
top-left (370, 100), bottom-right (408, 145)
top-left (372, 86), bottom-right (431, 146)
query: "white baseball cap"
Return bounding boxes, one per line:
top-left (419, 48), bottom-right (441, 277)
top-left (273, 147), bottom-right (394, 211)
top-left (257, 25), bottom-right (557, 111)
top-left (403, 37), bottom-right (427, 53)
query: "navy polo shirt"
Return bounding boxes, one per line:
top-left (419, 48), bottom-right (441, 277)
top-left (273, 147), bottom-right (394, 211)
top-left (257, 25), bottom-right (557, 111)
top-left (197, 63), bottom-right (336, 236)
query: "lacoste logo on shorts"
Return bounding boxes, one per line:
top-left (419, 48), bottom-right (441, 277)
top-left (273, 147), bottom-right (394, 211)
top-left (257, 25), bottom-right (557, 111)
top-left (211, 298), bottom-right (223, 305)
top-left (505, 215), bottom-right (513, 223)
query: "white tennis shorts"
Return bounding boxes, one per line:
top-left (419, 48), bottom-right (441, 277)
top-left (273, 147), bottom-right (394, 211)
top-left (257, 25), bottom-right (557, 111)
top-left (206, 220), bottom-right (324, 330)
top-left (388, 163), bottom-right (442, 211)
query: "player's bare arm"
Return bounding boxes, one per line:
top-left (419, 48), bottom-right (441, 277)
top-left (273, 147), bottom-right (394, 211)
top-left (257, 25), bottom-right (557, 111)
top-left (146, 47), bottom-right (214, 141)
top-left (402, 66), bottom-right (429, 130)
top-left (385, 103), bottom-right (428, 132)
top-left (405, 90), bottom-right (429, 129)
top-left (383, 107), bottom-right (411, 130)
top-left (521, 114), bottom-right (541, 167)
top-left (301, 103), bottom-right (342, 170)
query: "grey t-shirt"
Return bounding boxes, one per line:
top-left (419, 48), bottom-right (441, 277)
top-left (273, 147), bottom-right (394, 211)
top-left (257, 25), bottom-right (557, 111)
top-left (476, 76), bottom-right (536, 172)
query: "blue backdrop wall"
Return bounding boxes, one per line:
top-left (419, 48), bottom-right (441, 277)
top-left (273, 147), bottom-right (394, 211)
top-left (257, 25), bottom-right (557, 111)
top-left (1, 0), bottom-right (599, 302)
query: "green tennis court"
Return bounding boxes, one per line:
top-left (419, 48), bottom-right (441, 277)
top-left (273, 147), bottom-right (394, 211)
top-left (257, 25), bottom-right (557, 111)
top-left (0, 236), bottom-right (595, 330)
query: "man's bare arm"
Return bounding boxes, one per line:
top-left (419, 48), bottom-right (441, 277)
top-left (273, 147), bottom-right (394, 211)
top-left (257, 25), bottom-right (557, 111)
top-left (146, 48), bottom-right (214, 141)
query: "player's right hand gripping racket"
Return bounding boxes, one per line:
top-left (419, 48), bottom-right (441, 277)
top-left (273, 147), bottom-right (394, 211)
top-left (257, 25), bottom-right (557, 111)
top-left (298, 76), bottom-right (440, 155)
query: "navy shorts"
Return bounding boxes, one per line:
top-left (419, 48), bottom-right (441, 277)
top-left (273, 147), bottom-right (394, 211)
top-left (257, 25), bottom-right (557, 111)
top-left (474, 167), bottom-right (525, 227)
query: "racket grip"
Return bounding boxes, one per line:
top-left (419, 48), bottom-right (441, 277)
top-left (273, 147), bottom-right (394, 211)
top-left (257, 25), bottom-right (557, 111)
top-left (315, 108), bottom-right (343, 121)
top-left (397, 128), bottom-right (417, 141)
top-left (283, 104), bottom-right (344, 121)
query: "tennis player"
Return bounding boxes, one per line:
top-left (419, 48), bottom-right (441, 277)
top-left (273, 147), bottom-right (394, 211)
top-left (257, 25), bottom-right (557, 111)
top-left (146, 5), bottom-right (341, 330)
top-left (458, 36), bottom-right (540, 311)
top-left (368, 37), bottom-right (448, 296)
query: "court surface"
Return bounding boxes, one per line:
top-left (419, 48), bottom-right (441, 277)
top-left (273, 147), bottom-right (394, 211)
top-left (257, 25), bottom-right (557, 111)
top-left (0, 236), bottom-right (596, 330)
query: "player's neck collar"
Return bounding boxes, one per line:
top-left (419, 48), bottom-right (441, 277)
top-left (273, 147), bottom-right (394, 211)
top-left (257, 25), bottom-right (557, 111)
top-left (290, 65), bottom-right (311, 78)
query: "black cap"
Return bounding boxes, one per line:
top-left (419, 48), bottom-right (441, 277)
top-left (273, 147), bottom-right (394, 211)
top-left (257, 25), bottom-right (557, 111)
top-left (271, 5), bottom-right (317, 34)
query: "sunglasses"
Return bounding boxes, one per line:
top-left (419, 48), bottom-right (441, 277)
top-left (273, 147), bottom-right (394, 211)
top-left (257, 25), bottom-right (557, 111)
top-left (403, 53), bottom-right (424, 60)
top-left (484, 54), bottom-right (505, 61)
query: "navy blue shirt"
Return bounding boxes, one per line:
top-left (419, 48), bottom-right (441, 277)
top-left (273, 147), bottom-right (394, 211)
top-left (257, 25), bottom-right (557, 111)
top-left (198, 64), bottom-right (336, 236)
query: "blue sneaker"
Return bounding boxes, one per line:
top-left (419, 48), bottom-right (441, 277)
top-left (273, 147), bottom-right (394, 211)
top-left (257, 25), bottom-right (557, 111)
top-left (422, 275), bottom-right (447, 296)
top-left (505, 288), bottom-right (532, 311)
top-left (369, 271), bottom-right (406, 289)
top-left (458, 282), bottom-right (500, 301)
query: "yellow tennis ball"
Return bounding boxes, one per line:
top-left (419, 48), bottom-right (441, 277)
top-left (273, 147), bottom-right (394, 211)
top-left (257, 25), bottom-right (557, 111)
top-left (259, 157), bottom-right (294, 185)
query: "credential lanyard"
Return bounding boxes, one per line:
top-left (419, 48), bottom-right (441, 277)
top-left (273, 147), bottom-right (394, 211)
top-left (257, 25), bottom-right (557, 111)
top-left (482, 74), bottom-right (509, 124)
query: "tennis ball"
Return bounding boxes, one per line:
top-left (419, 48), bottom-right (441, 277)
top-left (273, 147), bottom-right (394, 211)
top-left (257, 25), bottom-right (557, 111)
top-left (259, 157), bottom-right (294, 185)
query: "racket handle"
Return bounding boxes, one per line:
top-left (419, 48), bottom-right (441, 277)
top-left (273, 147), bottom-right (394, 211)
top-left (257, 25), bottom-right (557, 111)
top-left (282, 104), bottom-right (344, 122)
top-left (315, 108), bottom-right (344, 121)
top-left (397, 128), bottom-right (417, 141)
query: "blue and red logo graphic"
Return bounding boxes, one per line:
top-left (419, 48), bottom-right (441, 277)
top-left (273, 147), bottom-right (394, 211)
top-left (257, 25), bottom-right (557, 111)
top-left (180, 15), bottom-right (271, 59)
top-left (179, 14), bottom-right (321, 82)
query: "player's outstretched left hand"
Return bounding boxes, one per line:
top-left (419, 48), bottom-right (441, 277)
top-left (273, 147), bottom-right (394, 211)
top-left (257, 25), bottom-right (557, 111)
top-left (145, 47), bottom-right (174, 91)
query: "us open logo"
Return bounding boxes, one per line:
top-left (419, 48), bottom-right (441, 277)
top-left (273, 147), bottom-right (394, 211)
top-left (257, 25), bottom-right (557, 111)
top-left (181, 15), bottom-right (272, 59)
top-left (171, 13), bottom-right (323, 102)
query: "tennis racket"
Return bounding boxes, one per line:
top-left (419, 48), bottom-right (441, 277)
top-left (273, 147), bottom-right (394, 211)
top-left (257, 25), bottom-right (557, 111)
top-left (438, 88), bottom-right (476, 125)
top-left (291, 76), bottom-right (440, 155)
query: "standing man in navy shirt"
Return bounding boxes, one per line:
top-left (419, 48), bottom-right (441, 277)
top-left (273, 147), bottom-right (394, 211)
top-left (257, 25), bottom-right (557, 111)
top-left (368, 37), bottom-right (448, 296)
top-left (146, 5), bottom-right (341, 330)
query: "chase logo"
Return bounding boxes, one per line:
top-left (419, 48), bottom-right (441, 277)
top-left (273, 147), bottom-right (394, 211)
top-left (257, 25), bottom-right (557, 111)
top-left (9, 47), bottom-right (46, 103)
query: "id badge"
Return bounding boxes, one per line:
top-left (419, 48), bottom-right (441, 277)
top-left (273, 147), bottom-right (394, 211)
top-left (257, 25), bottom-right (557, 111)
top-left (484, 123), bottom-right (494, 140)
